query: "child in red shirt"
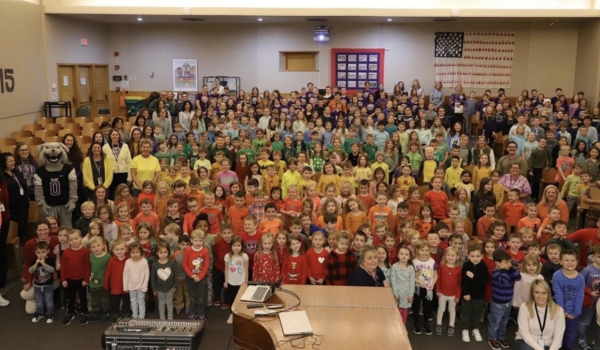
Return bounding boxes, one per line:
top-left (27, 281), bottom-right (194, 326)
top-left (281, 185), bottom-right (302, 218)
top-left (182, 197), bottom-right (201, 235)
top-left (384, 233), bottom-right (399, 265)
top-left (212, 225), bottom-right (233, 307)
top-left (435, 246), bottom-right (462, 335)
top-left (199, 193), bottom-right (223, 236)
top-left (326, 231), bottom-right (356, 285)
top-left (61, 229), bottom-right (91, 324)
top-left (252, 233), bottom-right (280, 282)
top-left (306, 232), bottom-right (328, 285)
top-left (482, 239), bottom-right (497, 303)
top-left (424, 176), bottom-right (449, 220)
top-left (133, 199), bottom-right (161, 238)
top-left (280, 236), bottom-right (309, 284)
top-left (269, 187), bottom-right (284, 213)
top-left (275, 231), bottom-right (289, 268)
top-left (170, 180), bottom-right (189, 215)
top-left (183, 230), bottom-right (210, 320)
top-left (103, 238), bottom-right (130, 322)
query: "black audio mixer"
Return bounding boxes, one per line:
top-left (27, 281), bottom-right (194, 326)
top-left (102, 318), bottom-right (205, 350)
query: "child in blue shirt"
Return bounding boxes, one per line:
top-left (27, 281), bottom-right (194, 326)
top-left (553, 249), bottom-right (585, 350)
top-left (488, 249), bottom-right (521, 350)
top-left (577, 245), bottom-right (600, 350)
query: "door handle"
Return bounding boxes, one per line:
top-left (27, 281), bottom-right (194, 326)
top-left (105, 94), bottom-right (108, 100)
top-left (72, 97), bottom-right (76, 103)
top-left (89, 95), bottom-right (93, 101)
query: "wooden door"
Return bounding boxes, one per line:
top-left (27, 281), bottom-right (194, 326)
top-left (57, 65), bottom-right (76, 116)
top-left (93, 65), bottom-right (110, 113)
top-left (77, 66), bottom-right (92, 114)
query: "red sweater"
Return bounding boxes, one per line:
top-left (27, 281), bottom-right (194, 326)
top-left (306, 247), bottom-right (328, 281)
top-left (61, 246), bottom-right (91, 282)
top-left (435, 264), bottom-right (462, 298)
top-left (424, 190), bottom-right (449, 219)
top-left (280, 255), bottom-right (309, 284)
top-left (183, 211), bottom-right (199, 235)
top-left (252, 251), bottom-right (280, 283)
top-left (212, 238), bottom-right (230, 272)
top-left (276, 245), bottom-right (289, 268)
top-left (567, 228), bottom-right (600, 268)
top-left (482, 255), bottom-right (496, 303)
top-left (241, 230), bottom-right (264, 268)
top-left (183, 246), bottom-right (210, 280)
top-left (103, 255), bottom-right (128, 294)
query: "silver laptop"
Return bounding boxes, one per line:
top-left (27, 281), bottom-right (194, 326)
top-left (240, 285), bottom-right (273, 303)
top-left (279, 310), bottom-right (313, 336)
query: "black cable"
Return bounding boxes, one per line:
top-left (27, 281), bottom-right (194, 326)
top-left (226, 286), bottom-right (302, 350)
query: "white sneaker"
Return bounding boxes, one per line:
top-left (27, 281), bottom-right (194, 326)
top-left (462, 330), bottom-right (471, 342)
top-left (227, 313), bottom-right (233, 324)
top-left (472, 329), bottom-right (483, 342)
top-left (0, 294), bottom-right (9, 307)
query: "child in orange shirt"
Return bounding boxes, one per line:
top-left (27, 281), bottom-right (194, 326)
top-left (501, 189), bottom-right (526, 234)
top-left (414, 203), bottom-right (436, 239)
top-left (268, 187), bottom-right (284, 213)
top-left (114, 183), bottom-right (139, 218)
top-left (344, 198), bottom-right (367, 237)
top-left (367, 191), bottom-right (394, 233)
top-left (280, 185), bottom-right (302, 218)
top-left (114, 202), bottom-right (136, 236)
top-left (356, 179), bottom-right (375, 212)
top-left (423, 177), bottom-right (449, 221)
top-left (183, 197), bottom-right (201, 235)
top-left (317, 198), bottom-right (343, 231)
top-left (536, 206), bottom-right (561, 246)
top-left (133, 198), bottom-right (161, 238)
top-left (517, 203), bottom-right (542, 233)
top-left (199, 192), bottom-right (224, 236)
top-left (406, 186), bottom-right (423, 219)
top-left (137, 180), bottom-right (156, 208)
top-left (224, 182), bottom-right (241, 211)
top-left (186, 178), bottom-right (205, 209)
top-left (170, 180), bottom-right (189, 215)
top-left (258, 203), bottom-right (283, 235)
top-left (476, 202), bottom-right (497, 242)
top-left (154, 181), bottom-right (172, 220)
top-left (228, 192), bottom-right (250, 236)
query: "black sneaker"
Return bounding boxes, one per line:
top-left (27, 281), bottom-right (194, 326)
top-left (498, 339), bottom-right (510, 348)
top-left (80, 313), bottom-right (89, 326)
top-left (424, 326), bottom-right (433, 335)
top-left (62, 314), bottom-right (75, 326)
top-left (32, 313), bottom-right (44, 323)
top-left (413, 326), bottom-right (422, 335)
top-left (89, 312), bottom-right (98, 324)
top-left (101, 312), bottom-right (110, 324)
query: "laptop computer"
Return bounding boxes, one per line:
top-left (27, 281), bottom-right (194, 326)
top-left (240, 277), bottom-right (286, 303)
top-left (279, 310), bottom-right (313, 336)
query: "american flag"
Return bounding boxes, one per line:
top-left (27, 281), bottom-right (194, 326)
top-left (434, 32), bottom-right (515, 88)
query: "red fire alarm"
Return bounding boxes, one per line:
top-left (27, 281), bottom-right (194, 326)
top-left (114, 52), bottom-right (119, 57)
top-left (115, 65), bottom-right (120, 70)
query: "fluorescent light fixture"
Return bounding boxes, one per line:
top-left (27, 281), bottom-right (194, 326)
top-left (137, 17), bottom-right (143, 21)
top-left (387, 18), bottom-right (392, 21)
top-left (258, 18), bottom-right (263, 21)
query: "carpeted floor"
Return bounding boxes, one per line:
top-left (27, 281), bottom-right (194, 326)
top-left (0, 279), bottom-right (526, 350)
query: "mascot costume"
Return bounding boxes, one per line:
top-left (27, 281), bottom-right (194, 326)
top-left (33, 142), bottom-right (78, 227)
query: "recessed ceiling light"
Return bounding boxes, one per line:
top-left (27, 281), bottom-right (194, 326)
top-left (137, 17), bottom-right (143, 21)
top-left (387, 18), bottom-right (392, 22)
top-left (258, 18), bottom-right (263, 22)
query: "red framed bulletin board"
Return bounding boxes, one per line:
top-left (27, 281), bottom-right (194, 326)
top-left (331, 48), bottom-right (385, 93)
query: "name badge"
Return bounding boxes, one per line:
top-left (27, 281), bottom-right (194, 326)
top-left (19, 188), bottom-right (24, 196)
top-left (538, 339), bottom-right (544, 347)
top-left (0, 203), bottom-right (5, 212)
top-left (97, 177), bottom-right (103, 186)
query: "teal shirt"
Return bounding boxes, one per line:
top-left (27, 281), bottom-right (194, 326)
top-left (343, 137), bottom-right (360, 154)
top-left (89, 253), bottom-right (111, 289)
top-left (271, 141), bottom-right (284, 152)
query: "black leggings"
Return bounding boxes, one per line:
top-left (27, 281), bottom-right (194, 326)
top-left (65, 279), bottom-right (88, 315)
top-left (412, 288), bottom-right (433, 329)
top-left (110, 293), bottom-right (131, 316)
top-left (109, 173), bottom-right (129, 200)
top-left (0, 221), bottom-right (8, 288)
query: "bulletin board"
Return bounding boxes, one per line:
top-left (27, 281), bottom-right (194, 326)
top-left (331, 48), bottom-right (385, 92)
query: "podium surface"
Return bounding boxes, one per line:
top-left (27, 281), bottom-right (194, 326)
top-left (232, 283), bottom-right (411, 350)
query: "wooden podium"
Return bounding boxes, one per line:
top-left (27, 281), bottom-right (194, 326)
top-left (232, 284), bottom-right (411, 350)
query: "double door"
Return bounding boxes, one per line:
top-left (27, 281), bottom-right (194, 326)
top-left (57, 64), bottom-right (109, 117)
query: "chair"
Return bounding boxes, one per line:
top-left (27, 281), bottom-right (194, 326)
top-left (419, 185), bottom-right (429, 199)
top-left (44, 136), bottom-right (61, 144)
top-left (11, 130), bottom-right (32, 139)
top-left (63, 123), bottom-right (81, 131)
top-left (6, 221), bottom-right (22, 277)
top-left (1, 145), bottom-right (16, 155)
top-left (98, 109), bottom-right (110, 117)
top-left (82, 122), bottom-right (100, 131)
top-left (0, 138), bottom-right (16, 147)
top-left (80, 143), bottom-right (91, 155)
top-left (59, 129), bottom-right (80, 137)
top-left (44, 123), bottom-right (63, 133)
top-left (54, 117), bottom-right (74, 127)
top-left (74, 117), bottom-right (93, 127)
top-left (93, 116), bottom-right (111, 126)
top-left (35, 117), bottom-right (53, 126)
top-left (28, 201), bottom-right (41, 223)
top-left (34, 130), bottom-right (57, 139)
top-left (540, 168), bottom-right (558, 195)
top-left (463, 164), bottom-right (475, 175)
top-left (81, 129), bottom-right (98, 138)
top-left (22, 124), bottom-right (43, 133)
top-left (76, 135), bottom-right (92, 145)
top-left (77, 106), bottom-right (92, 117)
top-left (18, 137), bottom-right (43, 146)
top-left (123, 122), bottom-right (133, 132)
top-left (128, 116), bottom-right (137, 125)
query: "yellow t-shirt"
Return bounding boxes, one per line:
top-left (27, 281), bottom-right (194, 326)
top-left (370, 162), bottom-right (390, 183)
top-left (130, 155), bottom-right (161, 190)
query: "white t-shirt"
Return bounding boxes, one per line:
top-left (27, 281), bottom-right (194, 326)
top-left (224, 253), bottom-right (249, 286)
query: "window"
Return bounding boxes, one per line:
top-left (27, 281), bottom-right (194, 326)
top-left (280, 51), bottom-right (319, 72)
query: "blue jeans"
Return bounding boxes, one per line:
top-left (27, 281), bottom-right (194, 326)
top-left (564, 317), bottom-right (580, 350)
top-left (488, 301), bottom-right (511, 341)
top-left (578, 305), bottom-right (596, 344)
top-left (34, 285), bottom-right (54, 316)
top-left (129, 290), bottom-right (146, 319)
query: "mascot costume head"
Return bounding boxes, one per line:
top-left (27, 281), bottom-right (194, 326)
top-left (34, 142), bottom-right (78, 227)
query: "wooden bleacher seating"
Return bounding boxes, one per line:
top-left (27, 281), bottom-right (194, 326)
top-left (44, 135), bottom-right (61, 143)
top-left (44, 123), bottom-right (63, 133)
top-left (18, 137), bottom-right (43, 146)
top-left (82, 122), bottom-right (100, 131)
top-left (81, 129), bottom-right (98, 138)
top-left (75, 135), bottom-right (92, 145)
top-left (74, 117), bottom-right (93, 127)
top-left (6, 221), bottom-right (22, 277)
top-left (541, 168), bottom-right (558, 195)
top-left (22, 124), bottom-right (43, 133)
top-left (54, 117), bottom-right (74, 126)
top-left (35, 117), bottom-right (53, 126)
top-left (63, 123), bottom-right (81, 131)
top-left (11, 130), bottom-right (32, 139)
top-left (1, 145), bottom-right (16, 155)
top-left (59, 129), bottom-right (80, 137)
top-left (93, 116), bottom-right (111, 125)
top-left (0, 138), bottom-right (16, 147)
top-left (80, 143), bottom-right (91, 155)
top-left (34, 129), bottom-right (57, 139)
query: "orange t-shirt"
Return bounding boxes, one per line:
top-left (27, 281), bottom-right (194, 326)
top-left (518, 216), bottom-right (542, 233)
top-left (199, 206), bottom-right (223, 235)
top-left (245, 193), bottom-right (255, 207)
top-left (345, 212), bottom-right (367, 237)
top-left (188, 191), bottom-right (205, 208)
top-left (154, 196), bottom-right (170, 219)
top-left (228, 205), bottom-right (250, 235)
top-left (356, 193), bottom-right (375, 211)
top-left (414, 219), bottom-right (436, 239)
top-left (137, 192), bottom-right (156, 208)
top-left (367, 205), bottom-right (394, 233)
top-left (423, 190), bottom-right (449, 219)
top-left (133, 212), bottom-right (161, 237)
top-left (115, 218), bottom-right (137, 236)
top-left (538, 217), bottom-right (555, 246)
top-left (502, 201), bottom-right (527, 227)
top-left (258, 218), bottom-right (282, 235)
top-left (182, 211), bottom-right (200, 235)
top-left (476, 216), bottom-right (496, 241)
top-left (407, 200), bottom-right (423, 219)
top-left (316, 215), bottom-right (344, 231)
top-left (282, 198), bottom-right (303, 215)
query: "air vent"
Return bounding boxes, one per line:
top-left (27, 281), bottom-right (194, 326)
top-left (181, 17), bottom-right (205, 22)
top-left (306, 18), bottom-right (328, 22)
top-left (433, 18), bottom-right (458, 22)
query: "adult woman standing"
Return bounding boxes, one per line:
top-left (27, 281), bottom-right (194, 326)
top-left (82, 142), bottom-right (113, 200)
top-left (537, 185), bottom-right (569, 223)
top-left (472, 136), bottom-right (496, 169)
top-left (430, 81), bottom-right (445, 110)
top-left (102, 129), bottom-right (132, 200)
top-left (0, 152), bottom-right (29, 244)
top-left (179, 101), bottom-right (194, 132)
top-left (348, 245), bottom-right (389, 287)
top-left (112, 117), bottom-right (130, 143)
top-left (130, 139), bottom-right (160, 196)
top-left (450, 84), bottom-right (466, 127)
top-left (499, 163), bottom-right (532, 199)
top-left (62, 133), bottom-right (84, 223)
top-left (128, 127), bottom-right (142, 159)
top-left (515, 280), bottom-right (564, 350)
top-left (0, 162), bottom-right (10, 305)
top-left (152, 107), bottom-right (173, 137)
top-left (20, 219), bottom-right (59, 312)
top-left (13, 143), bottom-right (38, 200)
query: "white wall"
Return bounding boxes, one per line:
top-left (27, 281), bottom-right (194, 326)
top-left (44, 15), bottom-right (109, 94)
top-left (106, 20), bottom-right (579, 97)
top-left (575, 19), bottom-right (600, 107)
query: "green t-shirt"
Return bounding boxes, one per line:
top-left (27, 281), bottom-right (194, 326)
top-left (89, 253), bottom-right (111, 289)
top-left (171, 151), bottom-right (189, 165)
top-left (154, 151), bottom-right (171, 163)
top-left (343, 137), bottom-right (360, 154)
top-left (238, 148), bottom-right (256, 163)
top-left (252, 138), bottom-right (267, 153)
top-left (363, 143), bottom-right (378, 163)
top-left (271, 141), bottom-right (284, 152)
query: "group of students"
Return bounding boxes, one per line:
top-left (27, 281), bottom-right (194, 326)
top-left (14, 82), bottom-right (600, 350)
